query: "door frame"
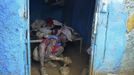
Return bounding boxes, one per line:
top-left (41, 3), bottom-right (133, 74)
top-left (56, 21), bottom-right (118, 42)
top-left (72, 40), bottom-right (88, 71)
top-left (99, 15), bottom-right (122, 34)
top-left (25, 0), bottom-right (31, 75)
top-left (89, 0), bottom-right (100, 75)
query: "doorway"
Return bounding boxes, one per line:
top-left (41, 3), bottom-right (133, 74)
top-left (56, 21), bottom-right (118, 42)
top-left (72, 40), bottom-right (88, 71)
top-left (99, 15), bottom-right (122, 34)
top-left (29, 0), bottom-right (96, 75)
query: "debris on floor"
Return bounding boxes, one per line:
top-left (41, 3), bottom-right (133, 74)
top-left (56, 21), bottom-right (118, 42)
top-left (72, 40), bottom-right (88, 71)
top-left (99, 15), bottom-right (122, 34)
top-left (60, 66), bottom-right (70, 75)
top-left (81, 67), bottom-right (88, 75)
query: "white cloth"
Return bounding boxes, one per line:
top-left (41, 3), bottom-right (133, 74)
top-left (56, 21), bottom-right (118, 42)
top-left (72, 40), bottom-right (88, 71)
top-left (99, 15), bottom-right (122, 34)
top-left (59, 26), bottom-right (73, 41)
top-left (53, 20), bottom-right (63, 26)
top-left (39, 28), bottom-right (52, 36)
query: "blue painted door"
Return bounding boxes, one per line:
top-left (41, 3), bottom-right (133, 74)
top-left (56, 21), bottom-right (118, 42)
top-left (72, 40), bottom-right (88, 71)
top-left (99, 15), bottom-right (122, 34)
top-left (0, 0), bottom-right (30, 75)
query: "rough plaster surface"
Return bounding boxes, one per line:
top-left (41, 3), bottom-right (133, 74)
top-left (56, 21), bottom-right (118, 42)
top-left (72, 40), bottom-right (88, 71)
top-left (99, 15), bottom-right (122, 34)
top-left (95, 15), bottom-right (134, 75)
top-left (120, 29), bottom-right (134, 73)
top-left (0, 0), bottom-right (27, 75)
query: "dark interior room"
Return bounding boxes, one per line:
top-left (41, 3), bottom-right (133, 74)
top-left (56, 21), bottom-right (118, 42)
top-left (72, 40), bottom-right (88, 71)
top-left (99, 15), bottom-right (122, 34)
top-left (30, 0), bottom-right (95, 75)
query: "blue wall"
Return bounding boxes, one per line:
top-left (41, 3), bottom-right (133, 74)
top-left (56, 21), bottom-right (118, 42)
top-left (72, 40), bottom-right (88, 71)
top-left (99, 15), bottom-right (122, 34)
top-left (93, 0), bottom-right (128, 73)
top-left (64, 0), bottom-right (95, 44)
top-left (30, 0), bottom-right (63, 23)
top-left (0, 0), bottom-right (28, 75)
top-left (0, 0), bottom-right (129, 75)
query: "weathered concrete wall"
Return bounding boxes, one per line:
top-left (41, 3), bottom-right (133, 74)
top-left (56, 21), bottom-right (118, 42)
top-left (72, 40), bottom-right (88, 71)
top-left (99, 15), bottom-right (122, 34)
top-left (93, 0), bottom-right (127, 73)
top-left (119, 0), bottom-right (134, 74)
top-left (0, 0), bottom-right (27, 75)
top-left (119, 29), bottom-right (134, 75)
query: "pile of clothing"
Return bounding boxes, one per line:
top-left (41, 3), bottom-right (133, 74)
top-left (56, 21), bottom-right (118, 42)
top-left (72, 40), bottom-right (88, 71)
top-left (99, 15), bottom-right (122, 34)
top-left (31, 19), bottom-right (77, 75)
top-left (31, 19), bottom-right (79, 43)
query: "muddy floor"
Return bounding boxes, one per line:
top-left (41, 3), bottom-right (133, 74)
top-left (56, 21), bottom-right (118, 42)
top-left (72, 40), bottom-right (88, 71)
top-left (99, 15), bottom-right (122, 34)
top-left (31, 42), bottom-right (89, 75)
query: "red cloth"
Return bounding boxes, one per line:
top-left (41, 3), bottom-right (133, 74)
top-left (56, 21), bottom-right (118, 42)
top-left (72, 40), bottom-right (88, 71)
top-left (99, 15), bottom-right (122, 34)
top-left (41, 38), bottom-right (50, 46)
top-left (47, 19), bottom-right (53, 27)
top-left (41, 38), bottom-right (61, 54)
top-left (51, 45), bottom-right (61, 53)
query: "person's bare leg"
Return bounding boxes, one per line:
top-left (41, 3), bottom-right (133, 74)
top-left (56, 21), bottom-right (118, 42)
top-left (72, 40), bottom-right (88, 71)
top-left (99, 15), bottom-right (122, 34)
top-left (39, 43), bottom-right (48, 75)
top-left (49, 55), bottom-right (64, 61)
top-left (46, 46), bottom-right (64, 67)
top-left (49, 55), bottom-right (72, 66)
top-left (48, 46), bottom-right (72, 66)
